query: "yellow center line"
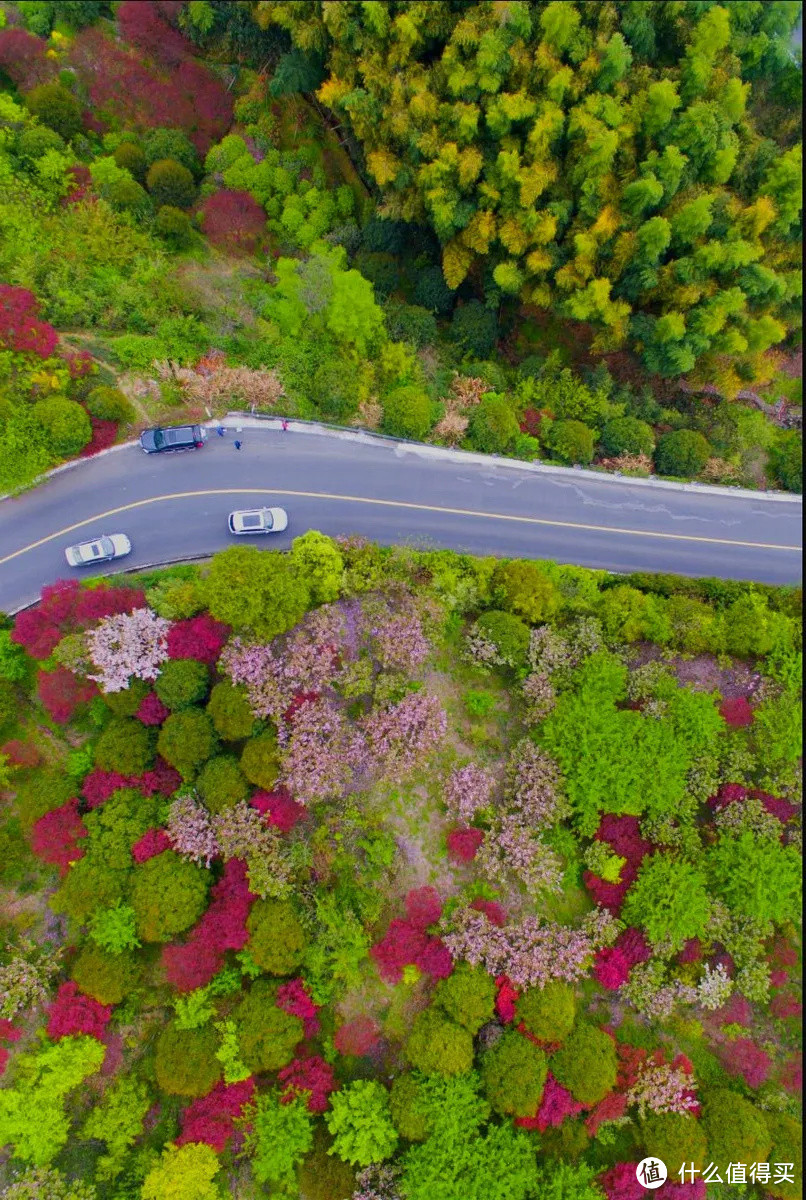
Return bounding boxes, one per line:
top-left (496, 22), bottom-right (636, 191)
top-left (0, 489), bottom-right (801, 568)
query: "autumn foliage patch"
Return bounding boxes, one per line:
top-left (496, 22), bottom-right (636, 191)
top-left (31, 800), bottom-right (87, 873)
top-left (46, 982), bottom-right (112, 1041)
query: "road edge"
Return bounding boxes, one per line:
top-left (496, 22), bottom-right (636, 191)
top-left (1, 416), bottom-right (801, 507)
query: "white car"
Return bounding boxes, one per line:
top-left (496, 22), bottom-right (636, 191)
top-left (228, 507), bottom-right (288, 535)
top-left (65, 534), bottom-right (131, 567)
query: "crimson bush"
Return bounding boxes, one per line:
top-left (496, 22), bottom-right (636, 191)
top-left (201, 190), bottom-right (266, 253)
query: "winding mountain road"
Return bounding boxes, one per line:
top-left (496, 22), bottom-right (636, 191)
top-left (0, 423), bottom-right (801, 612)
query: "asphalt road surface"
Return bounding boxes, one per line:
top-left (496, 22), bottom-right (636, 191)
top-left (0, 427), bottom-right (801, 612)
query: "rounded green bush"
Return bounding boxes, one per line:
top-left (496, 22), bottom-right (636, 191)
top-left (382, 385), bottom-right (433, 441)
top-left (515, 982), bottom-right (577, 1043)
top-left (32, 397), bottom-right (92, 458)
top-left (450, 300), bottom-right (498, 358)
top-left (240, 729), bottom-right (280, 789)
top-left (548, 419), bottom-right (595, 465)
top-left (106, 177), bottom-right (152, 218)
top-left (144, 128), bottom-right (199, 173)
top-left (102, 678), bottom-right (150, 718)
top-left (467, 392), bottom-right (520, 454)
top-left (155, 205), bottom-right (193, 247)
top-left (154, 659), bottom-right (210, 711)
top-left (654, 429), bottom-right (711, 477)
top-left (158, 709), bottom-right (218, 780)
top-left (129, 851), bottom-right (209, 943)
top-left (24, 82), bottom-right (82, 140)
top-left (93, 718), bottom-right (154, 775)
top-left (389, 1073), bottom-right (430, 1142)
top-left (155, 1023), bottom-right (222, 1097)
top-left (764, 1112), bottom-right (801, 1200)
top-left (17, 125), bottom-right (66, 160)
top-left (246, 899), bottom-right (307, 976)
top-left (600, 416), bottom-right (655, 458)
top-left (195, 754), bottom-right (250, 813)
top-left (492, 560), bottom-right (560, 624)
top-left (770, 430), bottom-right (802, 493)
top-left (206, 681), bottom-right (257, 741)
top-left (145, 158), bottom-right (196, 209)
top-left (70, 944), bottom-right (139, 1005)
top-left (640, 1112), bottom-right (707, 1174)
top-left (701, 1088), bottom-right (772, 1170)
top-left (482, 1030), bottom-right (548, 1117)
top-left (85, 386), bottom-right (135, 423)
top-left (384, 302), bottom-right (437, 349)
top-left (413, 264), bottom-right (455, 315)
top-left (474, 609), bottom-right (531, 669)
top-left (235, 980), bottom-right (304, 1073)
top-left (404, 1008), bottom-right (474, 1077)
top-left (434, 963), bottom-right (496, 1034)
top-left (113, 141), bottom-right (147, 182)
top-left (549, 1023), bottom-right (618, 1105)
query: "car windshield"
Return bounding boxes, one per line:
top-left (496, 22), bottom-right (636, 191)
top-left (153, 429), bottom-right (165, 449)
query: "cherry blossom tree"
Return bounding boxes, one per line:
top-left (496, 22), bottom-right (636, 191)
top-left (86, 609), bottom-right (170, 693)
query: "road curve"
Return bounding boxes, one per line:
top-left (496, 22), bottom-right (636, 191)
top-left (0, 426), bottom-right (801, 611)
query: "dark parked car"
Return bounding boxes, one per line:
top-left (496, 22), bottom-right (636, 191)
top-left (140, 424), bottom-right (205, 453)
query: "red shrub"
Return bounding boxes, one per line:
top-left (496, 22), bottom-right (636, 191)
top-left (277, 979), bottom-right (320, 1038)
top-left (495, 974), bottom-right (519, 1023)
top-left (137, 759), bottom-right (182, 795)
top-left (418, 936), bottom-right (453, 980)
top-left (162, 939), bottom-right (223, 993)
top-left (719, 1039), bottom-right (772, 1089)
top-left (46, 982), bottom-right (112, 1040)
top-left (0, 1047), bottom-right (8, 1077)
top-left (73, 585), bottom-right (144, 625)
top-left (132, 827), bottom-right (172, 863)
top-left (519, 408), bottom-right (542, 438)
top-left (719, 696), bottom-right (754, 727)
top-left (0, 1020), bottom-right (22, 1043)
top-left (30, 800), bottom-right (87, 873)
top-left (598, 1162), bottom-right (644, 1200)
top-left (136, 693), bottom-right (170, 726)
top-left (594, 947), bottom-right (632, 991)
top-left (1, 740), bottom-right (42, 769)
top-left (117, 0), bottom-right (191, 67)
top-left (677, 938), bottom-right (703, 964)
top-left (279, 1055), bottom-right (336, 1113)
top-left (752, 790), bottom-right (798, 823)
top-left (200, 190), bottom-right (267, 253)
top-left (515, 1071), bottom-right (584, 1131)
top-left (770, 967), bottom-right (788, 987)
top-left (250, 788), bottom-right (306, 832)
top-left (0, 285), bottom-right (59, 358)
top-left (12, 609), bottom-right (63, 660)
top-left (333, 1016), bottom-right (380, 1057)
top-left (781, 1052), bottom-right (802, 1096)
top-left (177, 1078), bottom-right (255, 1152)
top-left (371, 919), bottom-right (427, 984)
top-left (446, 826), bottom-right (484, 862)
top-left (770, 992), bottom-right (801, 1019)
top-left (768, 934), bottom-right (799, 968)
top-left (0, 28), bottom-right (52, 91)
top-left (65, 350), bottom-right (94, 380)
top-left (595, 814), bottom-right (653, 863)
top-left (82, 770), bottom-right (131, 809)
top-left (166, 615), bottom-right (230, 666)
top-left (37, 666), bottom-right (97, 724)
top-left (583, 870), bottom-right (631, 913)
top-left (64, 164), bottom-right (94, 206)
top-left (586, 1090), bottom-right (628, 1136)
top-left (469, 898), bottom-right (507, 926)
top-left (79, 417), bottom-right (118, 457)
top-left (660, 1184), bottom-right (706, 1200)
top-left (405, 887), bottom-right (443, 930)
top-left (709, 782), bottom-right (747, 811)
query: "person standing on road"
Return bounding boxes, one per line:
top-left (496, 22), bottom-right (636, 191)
top-left (234, 439), bottom-right (242, 450)
top-left (281, 418), bottom-right (289, 432)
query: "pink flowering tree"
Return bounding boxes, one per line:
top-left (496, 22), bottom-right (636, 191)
top-left (362, 691), bottom-right (447, 781)
top-left (627, 1059), bottom-right (699, 1118)
top-left (279, 696), bottom-right (367, 805)
top-left (166, 793), bottom-right (220, 867)
top-left (86, 608), bottom-right (170, 692)
top-left (505, 740), bottom-right (570, 827)
top-left (443, 763), bottom-right (497, 823)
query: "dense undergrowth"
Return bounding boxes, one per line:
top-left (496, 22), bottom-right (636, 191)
top-left (0, 0), bottom-right (802, 496)
top-left (0, 537), bottom-right (802, 1199)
